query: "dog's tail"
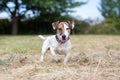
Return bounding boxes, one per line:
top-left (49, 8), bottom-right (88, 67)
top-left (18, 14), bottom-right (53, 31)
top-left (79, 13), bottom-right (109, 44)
top-left (38, 35), bottom-right (46, 41)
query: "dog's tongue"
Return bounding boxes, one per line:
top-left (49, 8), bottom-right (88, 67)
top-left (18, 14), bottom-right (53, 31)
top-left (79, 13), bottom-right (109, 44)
top-left (62, 38), bottom-right (66, 42)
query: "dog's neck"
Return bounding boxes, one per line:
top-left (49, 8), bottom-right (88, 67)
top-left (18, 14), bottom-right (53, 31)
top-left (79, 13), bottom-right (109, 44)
top-left (55, 35), bottom-right (69, 44)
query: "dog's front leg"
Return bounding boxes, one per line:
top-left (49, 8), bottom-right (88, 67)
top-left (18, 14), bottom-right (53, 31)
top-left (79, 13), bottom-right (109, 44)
top-left (40, 48), bottom-right (47, 62)
top-left (63, 51), bottom-right (70, 64)
top-left (50, 47), bottom-right (58, 62)
top-left (40, 42), bottom-right (49, 62)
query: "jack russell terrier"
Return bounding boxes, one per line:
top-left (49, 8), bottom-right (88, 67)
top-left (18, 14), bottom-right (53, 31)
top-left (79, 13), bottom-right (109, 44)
top-left (38, 21), bottom-right (74, 64)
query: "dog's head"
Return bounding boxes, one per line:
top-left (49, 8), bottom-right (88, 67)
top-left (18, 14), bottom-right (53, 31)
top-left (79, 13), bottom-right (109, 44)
top-left (52, 21), bottom-right (74, 43)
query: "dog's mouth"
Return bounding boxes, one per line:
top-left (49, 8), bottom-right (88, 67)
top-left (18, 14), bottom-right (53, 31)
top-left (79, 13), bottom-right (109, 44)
top-left (61, 37), bottom-right (67, 42)
top-left (62, 37), bottom-right (66, 40)
top-left (56, 34), bottom-right (69, 43)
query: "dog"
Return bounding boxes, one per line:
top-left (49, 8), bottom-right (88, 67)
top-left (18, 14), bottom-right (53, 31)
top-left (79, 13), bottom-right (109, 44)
top-left (38, 21), bottom-right (74, 64)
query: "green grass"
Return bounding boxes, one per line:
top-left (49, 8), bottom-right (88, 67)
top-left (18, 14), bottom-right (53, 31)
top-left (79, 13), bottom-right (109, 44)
top-left (0, 35), bottom-right (120, 54)
top-left (0, 35), bottom-right (42, 54)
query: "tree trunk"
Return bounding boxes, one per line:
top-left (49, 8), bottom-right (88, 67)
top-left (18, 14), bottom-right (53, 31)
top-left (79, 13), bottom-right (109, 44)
top-left (12, 16), bottom-right (18, 35)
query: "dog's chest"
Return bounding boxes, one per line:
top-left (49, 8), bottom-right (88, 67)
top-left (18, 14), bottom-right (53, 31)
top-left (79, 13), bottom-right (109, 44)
top-left (53, 43), bottom-right (70, 55)
top-left (48, 36), bottom-right (71, 54)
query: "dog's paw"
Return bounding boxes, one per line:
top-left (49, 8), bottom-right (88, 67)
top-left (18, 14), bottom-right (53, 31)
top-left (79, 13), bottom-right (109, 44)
top-left (56, 59), bottom-right (61, 63)
top-left (40, 58), bottom-right (44, 62)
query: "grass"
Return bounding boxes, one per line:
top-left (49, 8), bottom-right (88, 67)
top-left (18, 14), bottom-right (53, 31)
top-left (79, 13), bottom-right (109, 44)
top-left (0, 35), bottom-right (42, 54)
top-left (0, 35), bottom-right (120, 80)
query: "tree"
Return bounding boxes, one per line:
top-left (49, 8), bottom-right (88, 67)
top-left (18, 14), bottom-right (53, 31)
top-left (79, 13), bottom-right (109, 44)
top-left (0, 0), bottom-right (26, 35)
top-left (22, 0), bottom-right (86, 21)
top-left (98, 0), bottom-right (120, 19)
top-left (0, 0), bottom-right (85, 35)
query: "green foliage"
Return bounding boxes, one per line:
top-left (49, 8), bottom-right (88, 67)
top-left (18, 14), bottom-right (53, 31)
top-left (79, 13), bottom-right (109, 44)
top-left (86, 19), bottom-right (120, 34)
top-left (23, 0), bottom-right (85, 21)
top-left (0, 0), bottom-right (85, 34)
top-left (74, 19), bottom-right (90, 34)
top-left (0, 0), bottom-right (24, 18)
top-left (0, 19), bottom-right (11, 34)
top-left (97, 0), bottom-right (120, 34)
top-left (0, 0), bottom-right (85, 20)
top-left (98, 0), bottom-right (120, 19)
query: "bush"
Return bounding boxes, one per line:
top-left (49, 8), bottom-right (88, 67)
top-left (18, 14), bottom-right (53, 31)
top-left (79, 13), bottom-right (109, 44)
top-left (86, 19), bottom-right (120, 34)
top-left (0, 19), bottom-right (11, 34)
top-left (74, 19), bottom-right (90, 34)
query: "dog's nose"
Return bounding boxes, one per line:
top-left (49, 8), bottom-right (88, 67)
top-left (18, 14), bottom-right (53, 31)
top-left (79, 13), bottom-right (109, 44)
top-left (62, 35), bottom-right (66, 38)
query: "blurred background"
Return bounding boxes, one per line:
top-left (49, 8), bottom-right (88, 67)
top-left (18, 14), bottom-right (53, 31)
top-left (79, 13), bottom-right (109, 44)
top-left (0, 0), bottom-right (120, 35)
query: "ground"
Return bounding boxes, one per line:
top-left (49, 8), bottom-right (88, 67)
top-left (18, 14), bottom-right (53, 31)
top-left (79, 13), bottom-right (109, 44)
top-left (0, 35), bottom-right (120, 80)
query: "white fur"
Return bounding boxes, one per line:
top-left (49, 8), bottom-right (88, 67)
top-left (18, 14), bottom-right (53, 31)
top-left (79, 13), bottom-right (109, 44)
top-left (39, 35), bottom-right (71, 64)
top-left (38, 22), bottom-right (74, 64)
top-left (63, 23), bottom-right (69, 38)
top-left (38, 35), bottom-right (46, 40)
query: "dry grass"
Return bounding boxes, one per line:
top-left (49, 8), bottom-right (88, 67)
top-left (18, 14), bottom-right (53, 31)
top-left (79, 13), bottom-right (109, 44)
top-left (0, 35), bottom-right (120, 80)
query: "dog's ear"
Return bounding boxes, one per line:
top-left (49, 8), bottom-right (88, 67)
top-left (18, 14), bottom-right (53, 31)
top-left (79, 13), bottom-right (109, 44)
top-left (52, 21), bottom-right (59, 30)
top-left (67, 21), bottom-right (75, 29)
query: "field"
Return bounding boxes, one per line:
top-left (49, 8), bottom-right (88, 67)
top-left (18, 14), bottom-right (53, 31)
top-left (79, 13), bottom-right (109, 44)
top-left (0, 35), bottom-right (120, 80)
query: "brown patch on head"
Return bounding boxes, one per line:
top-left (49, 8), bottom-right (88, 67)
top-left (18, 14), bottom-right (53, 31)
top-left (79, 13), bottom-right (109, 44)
top-left (52, 21), bottom-right (73, 34)
top-left (56, 22), bottom-right (71, 35)
top-left (57, 22), bottom-right (64, 35)
top-left (52, 21), bottom-right (59, 30)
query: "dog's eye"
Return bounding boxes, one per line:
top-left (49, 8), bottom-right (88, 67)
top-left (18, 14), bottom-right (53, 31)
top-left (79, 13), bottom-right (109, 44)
top-left (66, 28), bottom-right (70, 30)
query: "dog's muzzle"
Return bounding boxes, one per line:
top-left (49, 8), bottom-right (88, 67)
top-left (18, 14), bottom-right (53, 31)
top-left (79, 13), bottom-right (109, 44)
top-left (62, 34), bottom-right (66, 40)
top-left (55, 35), bottom-right (69, 43)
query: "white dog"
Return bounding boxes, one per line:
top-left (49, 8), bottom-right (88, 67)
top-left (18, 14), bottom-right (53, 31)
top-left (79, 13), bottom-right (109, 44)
top-left (38, 21), bottom-right (74, 64)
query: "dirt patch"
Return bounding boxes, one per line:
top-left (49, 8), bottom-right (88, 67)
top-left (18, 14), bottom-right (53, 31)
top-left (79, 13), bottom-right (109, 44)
top-left (0, 51), bottom-right (120, 80)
